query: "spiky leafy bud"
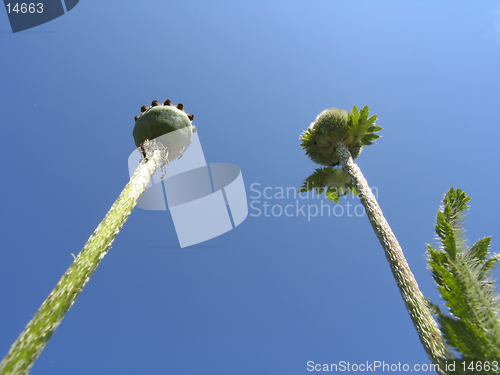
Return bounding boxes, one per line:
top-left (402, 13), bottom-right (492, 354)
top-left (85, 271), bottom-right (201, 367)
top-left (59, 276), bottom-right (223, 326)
top-left (300, 105), bottom-right (381, 166)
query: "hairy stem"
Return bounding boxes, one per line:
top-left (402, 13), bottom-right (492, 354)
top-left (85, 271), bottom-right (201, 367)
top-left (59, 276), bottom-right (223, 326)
top-left (0, 146), bottom-right (165, 375)
top-left (335, 142), bottom-right (453, 368)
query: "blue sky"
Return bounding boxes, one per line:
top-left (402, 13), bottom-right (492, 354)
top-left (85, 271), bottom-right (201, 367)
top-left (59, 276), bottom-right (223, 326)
top-left (1, 1), bottom-right (500, 374)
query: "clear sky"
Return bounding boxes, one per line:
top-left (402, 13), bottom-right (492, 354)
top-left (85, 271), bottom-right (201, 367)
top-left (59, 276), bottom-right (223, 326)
top-left (1, 1), bottom-right (500, 374)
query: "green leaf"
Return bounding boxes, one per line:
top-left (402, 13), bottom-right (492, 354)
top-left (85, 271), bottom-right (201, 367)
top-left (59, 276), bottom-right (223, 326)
top-left (325, 189), bottom-right (339, 203)
top-left (359, 105), bottom-right (369, 122)
top-left (364, 133), bottom-right (380, 141)
top-left (442, 188), bottom-right (471, 227)
top-left (350, 104), bottom-right (359, 126)
top-left (441, 221), bottom-right (457, 261)
top-left (435, 211), bottom-right (447, 240)
top-left (367, 125), bottom-right (383, 133)
top-left (481, 254), bottom-right (500, 275)
top-left (468, 237), bottom-right (491, 262)
top-left (427, 244), bottom-right (449, 268)
top-left (439, 316), bottom-right (493, 360)
top-left (364, 114), bottom-right (378, 128)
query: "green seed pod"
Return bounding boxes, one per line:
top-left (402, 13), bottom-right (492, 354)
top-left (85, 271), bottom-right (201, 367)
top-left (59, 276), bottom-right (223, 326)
top-left (133, 105), bottom-right (192, 148)
top-left (133, 101), bottom-right (195, 162)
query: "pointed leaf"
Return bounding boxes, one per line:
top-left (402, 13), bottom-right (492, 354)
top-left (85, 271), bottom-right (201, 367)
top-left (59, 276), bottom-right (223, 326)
top-left (367, 125), bottom-right (383, 133)
top-left (443, 188), bottom-right (471, 227)
top-left (435, 211), bottom-right (447, 240)
top-left (359, 105), bottom-right (369, 122)
top-left (364, 114), bottom-right (378, 128)
top-left (481, 254), bottom-right (500, 274)
top-left (350, 105), bottom-right (359, 126)
top-left (439, 316), bottom-right (493, 359)
top-left (441, 221), bottom-right (457, 261)
top-left (325, 189), bottom-right (339, 203)
top-left (364, 133), bottom-right (379, 141)
top-left (469, 237), bottom-right (491, 261)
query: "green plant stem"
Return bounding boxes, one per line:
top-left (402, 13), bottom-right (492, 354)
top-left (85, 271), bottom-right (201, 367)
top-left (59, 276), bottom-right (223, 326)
top-left (0, 146), bottom-right (166, 375)
top-left (335, 142), bottom-right (454, 368)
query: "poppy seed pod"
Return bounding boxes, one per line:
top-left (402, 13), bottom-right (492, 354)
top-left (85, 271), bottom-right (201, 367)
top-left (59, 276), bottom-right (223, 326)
top-left (133, 101), bottom-right (195, 161)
